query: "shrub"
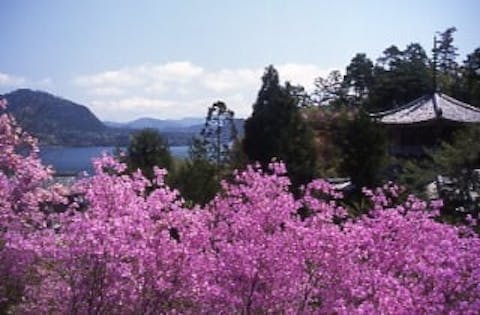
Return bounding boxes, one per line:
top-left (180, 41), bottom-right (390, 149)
top-left (1, 98), bottom-right (480, 314)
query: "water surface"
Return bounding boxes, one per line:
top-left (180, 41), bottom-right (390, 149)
top-left (40, 146), bottom-right (189, 175)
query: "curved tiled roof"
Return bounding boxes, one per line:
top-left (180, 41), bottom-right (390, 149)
top-left (371, 93), bottom-right (480, 124)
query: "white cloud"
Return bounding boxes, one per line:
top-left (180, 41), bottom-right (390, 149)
top-left (149, 61), bottom-right (204, 82)
top-left (92, 97), bottom-right (174, 111)
top-left (74, 61), bottom-right (334, 121)
top-left (0, 73), bottom-right (55, 94)
top-left (202, 68), bottom-right (260, 92)
top-left (91, 97), bottom-right (199, 121)
top-left (89, 86), bottom-right (125, 96)
top-left (115, 97), bottom-right (173, 110)
top-left (74, 61), bottom-right (203, 90)
top-left (74, 69), bottom-right (143, 88)
top-left (33, 77), bottom-right (54, 89)
top-left (278, 63), bottom-right (333, 90)
top-left (0, 72), bottom-right (27, 86)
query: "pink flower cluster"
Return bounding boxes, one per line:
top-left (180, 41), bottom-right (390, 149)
top-left (1, 99), bottom-right (480, 314)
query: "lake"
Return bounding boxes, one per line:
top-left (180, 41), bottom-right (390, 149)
top-left (39, 146), bottom-right (190, 175)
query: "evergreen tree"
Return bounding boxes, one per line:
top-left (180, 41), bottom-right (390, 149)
top-left (286, 82), bottom-right (313, 107)
top-left (171, 139), bottom-right (219, 206)
top-left (433, 27), bottom-right (462, 96)
top-left (463, 48), bottom-right (480, 107)
top-left (368, 43), bottom-right (432, 111)
top-left (171, 101), bottom-right (237, 206)
top-left (199, 101), bottom-right (237, 168)
top-left (402, 43), bottom-right (433, 95)
top-left (335, 110), bottom-right (388, 190)
top-left (400, 125), bottom-right (480, 226)
top-left (313, 70), bottom-right (350, 106)
top-left (126, 128), bottom-right (172, 179)
top-left (434, 27), bottom-right (459, 76)
top-left (243, 65), bottom-right (317, 188)
top-left (344, 53), bottom-right (374, 101)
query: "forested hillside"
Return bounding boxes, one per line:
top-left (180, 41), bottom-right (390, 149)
top-left (1, 89), bottom-right (128, 146)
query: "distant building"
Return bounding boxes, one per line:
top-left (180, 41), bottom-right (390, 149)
top-left (370, 93), bottom-right (480, 156)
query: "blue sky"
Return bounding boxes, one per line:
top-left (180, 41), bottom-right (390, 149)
top-left (1, 0), bottom-right (479, 121)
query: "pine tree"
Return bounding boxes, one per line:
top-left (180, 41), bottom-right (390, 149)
top-left (171, 138), bottom-right (219, 206)
top-left (433, 27), bottom-right (462, 96)
top-left (335, 110), bottom-right (388, 190)
top-left (368, 43), bottom-right (432, 111)
top-left (199, 101), bottom-right (237, 168)
top-left (434, 27), bottom-right (459, 76)
top-left (126, 128), bottom-right (172, 179)
top-left (463, 48), bottom-right (480, 107)
top-left (171, 101), bottom-right (237, 206)
top-left (344, 53), bottom-right (374, 100)
top-left (243, 65), bottom-right (317, 188)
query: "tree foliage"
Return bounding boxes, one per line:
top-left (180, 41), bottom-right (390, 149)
top-left (335, 110), bottom-right (388, 190)
top-left (310, 27), bottom-right (479, 193)
top-left (312, 27), bottom-right (479, 113)
top-left (463, 48), bottom-right (480, 107)
top-left (199, 101), bottom-right (237, 168)
top-left (303, 105), bottom-right (353, 177)
top-left (243, 65), bottom-right (317, 188)
top-left (171, 101), bottom-right (238, 206)
top-left (313, 70), bottom-right (350, 106)
top-left (368, 43), bottom-right (433, 111)
top-left (434, 27), bottom-right (459, 76)
top-left (171, 138), bottom-right (220, 206)
top-left (126, 128), bottom-right (172, 179)
top-left (344, 53), bottom-right (374, 101)
top-left (400, 125), bottom-right (480, 226)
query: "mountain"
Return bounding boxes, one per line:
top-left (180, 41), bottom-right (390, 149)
top-left (4, 89), bottom-right (105, 131)
top-left (129, 117), bottom-right (205, 130)
top-left (1, 89), bottom-right (127, 146)
top-left (105, 117), bottom-right (245, 136)
top-left (1, 89), bottom-right (245, 147)
top-left (102, 121), bottom-right (125, 128)
top-left (104, 117), bottom-right (205, 131)
top-left (105, 117), bottom-right (245, 147)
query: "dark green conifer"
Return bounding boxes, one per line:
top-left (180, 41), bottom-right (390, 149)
top-left (243, 65), bottom-right (317, 188)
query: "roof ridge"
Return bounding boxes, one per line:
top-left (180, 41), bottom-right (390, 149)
top-left (438, 93), bottom-right (480, 113)
top-left (370, 94), bottom-right (430, 117)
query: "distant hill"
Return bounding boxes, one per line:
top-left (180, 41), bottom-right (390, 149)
top-left (4, 89), bottom-right (105, 131)
top-left (104, 117), bottom-right (205, 131)
top-left (105, 117), bottom-right (245, 136)
top-left (1, 89), bottom-right (244, 147)
top-left (1, 89), bottom-right (127, 146)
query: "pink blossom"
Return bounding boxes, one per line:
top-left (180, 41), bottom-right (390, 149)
top-left (1, 99), bottom-right (479, 314)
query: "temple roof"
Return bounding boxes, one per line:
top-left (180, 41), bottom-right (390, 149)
top-left (371, 93), bottom-right (480, 124)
